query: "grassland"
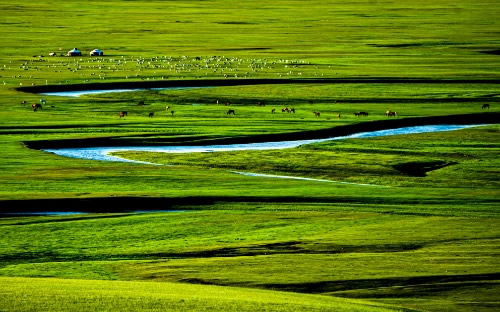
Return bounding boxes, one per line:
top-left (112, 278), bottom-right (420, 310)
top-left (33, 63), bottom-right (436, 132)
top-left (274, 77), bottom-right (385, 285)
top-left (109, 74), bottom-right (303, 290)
top-left (0, 0), bottom-right (499, 311)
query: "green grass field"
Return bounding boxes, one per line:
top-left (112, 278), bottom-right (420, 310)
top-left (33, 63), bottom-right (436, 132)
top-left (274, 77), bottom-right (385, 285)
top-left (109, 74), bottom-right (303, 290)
top-left (0, 0), bottom-right (499, 311)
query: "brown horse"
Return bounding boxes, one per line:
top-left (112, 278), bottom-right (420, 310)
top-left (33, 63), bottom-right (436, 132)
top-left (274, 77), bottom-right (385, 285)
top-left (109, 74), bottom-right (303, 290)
top-left (119, 111), bottom-right (127, 118)
top-left (386, 110), bottom-right (397, 117)
top-left (32, 103), bottom-right (42, 111)
top-left (313, 111), bottom-right (320, 117)
top-left (482, 104), bottom-right (490, 110)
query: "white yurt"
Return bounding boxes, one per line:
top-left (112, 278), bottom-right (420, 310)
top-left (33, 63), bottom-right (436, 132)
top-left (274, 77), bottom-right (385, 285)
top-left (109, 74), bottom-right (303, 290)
top-left (90, 49), bottom-right (103, 56)
top-left (67, 48), bottom-right (82, 56)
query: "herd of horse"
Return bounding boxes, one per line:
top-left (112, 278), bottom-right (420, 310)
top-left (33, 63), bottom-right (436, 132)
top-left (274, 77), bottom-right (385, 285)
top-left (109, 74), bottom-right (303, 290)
top-left (22, 99), bottom-right (492, 118)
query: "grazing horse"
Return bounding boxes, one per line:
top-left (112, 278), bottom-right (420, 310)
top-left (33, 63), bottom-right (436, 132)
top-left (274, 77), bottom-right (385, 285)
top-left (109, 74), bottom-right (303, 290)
top-left (171, 110), bottom-right (175, 115)
top-left (282, 107), bottom-right (289, 113)
top-left (482, 103), bottom-right (490, 110)
top-left (165, 105), bottom-right (170, 111)
top-left (21, 100), bottom-right (26, 106)
top-left (354, 112), bottom-right (360, 117)
top-left (386, 110), bottom-right (397, 117)
top-left (40, 99), bottom-right (46, 105)
top-left (119, 111), bottom-right (127, 118)
top-left (313, 111), bottom-right (320, 117)
top-left (271, 108), bottom-right (276, 113)
top-left (258, 101), bottom-right (265, 106)
top-left (289, 107), bottom-right (295, 113)
top-left (138, 101), bottom-right (145, 106)
top-left (148, 112), bottom-right (154, 118)
top-left (227, 109), bottom-right (235, 115)
top-left (359, 111), bottom-right (368, 116)
top-left (32, 103), bottom-right (42, 111)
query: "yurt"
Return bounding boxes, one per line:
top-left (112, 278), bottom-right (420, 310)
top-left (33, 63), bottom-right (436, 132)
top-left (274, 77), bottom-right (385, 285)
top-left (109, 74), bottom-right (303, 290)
top-left (67, 48), bottom-right (81, 56)
top-left (90, 49), bottom-right (103, 56)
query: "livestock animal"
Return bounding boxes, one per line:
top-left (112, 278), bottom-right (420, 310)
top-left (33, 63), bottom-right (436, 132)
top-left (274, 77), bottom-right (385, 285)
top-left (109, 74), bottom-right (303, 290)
top-left (32, 103), bottom-right (42, 111)
top-left (386, 110), bottom-right (397, 117)
top-left (258, 101), bottom-right (265, 106)
top-left (313, 111), bottom-right (320, 117)
top-left (271, 108), bottom-right (276, 113)
top-left (227, 109), bottom-right (235, 115)
top-left (289, 107), bottom-right (295, 113)
top-left (282, 107), bottom-right (290, 113)
top-left (171, 111), bottom-right (175, 115)
top-left (165, 105), bottom-right (170, 111)
top-left (482, 103), bottom-right (490, 109)
top-left (21, 100), bottom-right (26, 106)
top-left (354, 112), bottom-right (369, 117)
top-left (148, 112), bottom-right (154, 118)
top-left (40, 99), bottom-right (46, 105)
top-left (338, 114), bottom-right (341, 119)
top-left (138, 101), bottom-right (145, 106)
top-left (119, 111), bottom-right (127, 118)
top-left (225, 101), bottom-right (231, 106)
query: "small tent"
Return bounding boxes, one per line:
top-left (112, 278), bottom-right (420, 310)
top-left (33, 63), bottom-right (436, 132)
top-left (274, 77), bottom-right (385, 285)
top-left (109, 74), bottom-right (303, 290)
top-left (90, 49), bottom-right (103, 56)
top-left (67, 48), bottom-right (81, 56)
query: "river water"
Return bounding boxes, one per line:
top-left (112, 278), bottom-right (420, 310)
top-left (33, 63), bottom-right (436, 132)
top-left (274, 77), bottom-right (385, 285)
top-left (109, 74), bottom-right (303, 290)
top-left (43, 124), bottom-right (485, 164)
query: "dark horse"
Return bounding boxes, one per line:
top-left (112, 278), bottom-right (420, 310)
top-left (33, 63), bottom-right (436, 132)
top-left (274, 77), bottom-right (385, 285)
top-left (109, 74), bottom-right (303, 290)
top-left (227, 109), bottom-right (235, 115)
top-left (32, 103), bottom-right (42, 111)
top-left (119, 111), bottom-right (127, 118)
top-left (482, 104), bottom-right (490, 110)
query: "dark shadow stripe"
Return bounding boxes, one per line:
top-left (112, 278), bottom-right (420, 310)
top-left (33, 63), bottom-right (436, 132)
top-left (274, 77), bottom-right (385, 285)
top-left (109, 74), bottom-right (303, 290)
top-left (16, 77), bottom-right (500, 94)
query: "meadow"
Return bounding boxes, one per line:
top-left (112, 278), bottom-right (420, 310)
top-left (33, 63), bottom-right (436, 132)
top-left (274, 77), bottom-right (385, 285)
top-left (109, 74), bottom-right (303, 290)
top-left (0, 0), bottom-right (499, 311)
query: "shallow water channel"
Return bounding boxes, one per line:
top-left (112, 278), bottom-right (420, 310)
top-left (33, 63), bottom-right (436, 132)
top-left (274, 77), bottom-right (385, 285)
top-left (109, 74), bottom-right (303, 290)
top-left (44, 124), bottom-right (484, 164)
top-left (41, 87), bottom-right (200, 97)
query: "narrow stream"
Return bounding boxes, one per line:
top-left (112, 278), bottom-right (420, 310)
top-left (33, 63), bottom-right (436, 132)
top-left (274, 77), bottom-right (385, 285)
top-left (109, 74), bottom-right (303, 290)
top-left (44, 124), bottom-right (484, 163)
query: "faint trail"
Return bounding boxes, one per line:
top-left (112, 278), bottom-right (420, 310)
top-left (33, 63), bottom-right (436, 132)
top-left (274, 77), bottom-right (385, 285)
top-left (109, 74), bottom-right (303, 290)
top-left (230, 171), bottom-right (388, 187)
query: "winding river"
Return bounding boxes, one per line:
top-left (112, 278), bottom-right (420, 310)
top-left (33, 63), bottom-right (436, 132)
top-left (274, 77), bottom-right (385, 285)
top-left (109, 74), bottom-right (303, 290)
top-left (33, 85), bottom-right (493, 184)
top-left (44, 124), bottom-right (485, 164)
